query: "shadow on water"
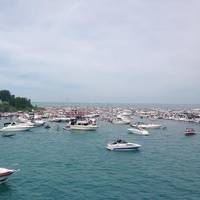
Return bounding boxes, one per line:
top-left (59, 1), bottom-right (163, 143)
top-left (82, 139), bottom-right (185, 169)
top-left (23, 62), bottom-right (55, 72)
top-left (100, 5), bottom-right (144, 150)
top-left (0, 183), bottom-right (12, 195)
top-left (1, 134), bottom-right (16, 138)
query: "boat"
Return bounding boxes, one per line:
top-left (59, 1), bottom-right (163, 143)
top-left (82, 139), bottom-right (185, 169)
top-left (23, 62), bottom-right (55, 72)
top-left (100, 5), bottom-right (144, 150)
top-left (19, 121), bottom-right (35, 128)
top-left (49, 117), bottom-right (70, 122)
top-left (70, 120), bottom-right (98, 131)
top-left (49, 118), bottom-right (62, 122)
top-left (59, 117), bottom-right (70, 122)
top-left (0, 122), bottom-right (31, 132)
top-left (185, 128), bottom-right (196, 136)
top-left (0, 168), bottom-right (16, 184)
top-left (112, 115), bottom-right (131, 125)
top-left (106, 139), bottom-right (141, 151)
top-left (33, 120), bottom-right (45, 127)
top-left (128, 128), bottom-right (149, 135)
top-left (131, 122), bottom-right (162, 129)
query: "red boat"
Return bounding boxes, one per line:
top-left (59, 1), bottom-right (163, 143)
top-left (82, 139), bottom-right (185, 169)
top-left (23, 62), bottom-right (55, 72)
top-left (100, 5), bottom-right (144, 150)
top-left (185, 128), bottom-right (196, 136)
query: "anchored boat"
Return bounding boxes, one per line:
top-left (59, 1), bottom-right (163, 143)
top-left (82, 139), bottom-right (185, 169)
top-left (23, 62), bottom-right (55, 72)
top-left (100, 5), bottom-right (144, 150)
top-left (185, 128), bottom-right (196, 136)
top-left (128, 127), bottom-right (149, 135)
top-left (70, 120), bottom-right (98, 131)
top-left (0, 122), bottom-right (32, 132)
top-left (131, 122), bottom-right (162, 129)
top-left (107, 139), bottom-right (141, 151)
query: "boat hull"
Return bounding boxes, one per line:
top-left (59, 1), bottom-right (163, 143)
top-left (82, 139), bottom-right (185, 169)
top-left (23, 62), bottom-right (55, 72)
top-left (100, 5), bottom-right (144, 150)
top-left (0, 127), bottom-right (30, 132)
top-left (131, 124), bottom-right (162, 129)
top-left (112, 120), bottom-right (130, 125)
top-left (107, 146), bottom-right (140, 151)
top-left (0, 169), bottom-right (15, 184)
top-left (107, 143), bottom-right (141, 151)
top-left (128, 128), bottom-right (149, 136)
top-left (70, 125), bottom-right (98, 131)
top-left (138, 125), bottom-right (161, 129)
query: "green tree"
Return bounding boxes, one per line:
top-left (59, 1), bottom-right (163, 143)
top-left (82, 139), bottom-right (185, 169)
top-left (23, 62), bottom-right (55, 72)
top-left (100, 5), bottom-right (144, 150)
top-left (0, 90), bottom-right (11, 102)
top-left (0, 102), bottom-right (8, 112)
top-left (9, 95), bottom-right (15, 106)
top-left (14, 97), bottom-right (33, 109)
top-left (0, 90), bottom-right (34, 112)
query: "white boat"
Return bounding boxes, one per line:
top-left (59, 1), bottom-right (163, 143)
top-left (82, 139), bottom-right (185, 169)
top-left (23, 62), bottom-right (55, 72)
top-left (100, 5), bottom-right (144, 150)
top-left (128, 128), bottom-right (149, 135)
top-left (112, 115), bottom-right (131, 125)
top-left (20, 121), bottom-right (35, 128)
top-left (0, 168), bottom-right (16, 184)
top-left (33, 120), bottom-right (45, 127)
top-left (17, 117), bottom-right (35, 128)
top-left (70, 120), bottom-right (98, 131)
top-left (0, 122), bottom-right (31, 132)
top-left (49, 118), bottom-right (62, 122)
top-left (18, 116), bottom-right (29, 123)
top-left (112, 119), bottom-right (129, 125)
top-left (131, 122), bottom-right (161, 129)
top-left (107, 139), bottom-right (141, 151)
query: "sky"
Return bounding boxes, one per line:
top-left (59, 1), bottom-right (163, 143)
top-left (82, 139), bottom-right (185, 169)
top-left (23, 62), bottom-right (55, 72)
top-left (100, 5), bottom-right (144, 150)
top-left (0, 0), bottom-right (200, 104)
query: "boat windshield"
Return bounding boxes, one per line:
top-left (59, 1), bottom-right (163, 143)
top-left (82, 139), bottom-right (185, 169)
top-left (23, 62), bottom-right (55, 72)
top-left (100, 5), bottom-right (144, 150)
top-left (77, 121), bottom-right (89, 125)
top-left (4, 122), bottom-right (11, 127)
top-left (112, 139), bottom-right (127, 144)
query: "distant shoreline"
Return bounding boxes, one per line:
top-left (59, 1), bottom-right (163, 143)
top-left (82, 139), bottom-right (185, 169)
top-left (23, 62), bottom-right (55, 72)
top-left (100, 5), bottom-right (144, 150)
top-left (33, 102), bottom-right (200, 109)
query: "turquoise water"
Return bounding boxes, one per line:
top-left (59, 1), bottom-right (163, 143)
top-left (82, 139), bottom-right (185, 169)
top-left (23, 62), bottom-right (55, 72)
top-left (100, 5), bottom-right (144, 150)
top-left (0, 119), bottom-right (200, 200)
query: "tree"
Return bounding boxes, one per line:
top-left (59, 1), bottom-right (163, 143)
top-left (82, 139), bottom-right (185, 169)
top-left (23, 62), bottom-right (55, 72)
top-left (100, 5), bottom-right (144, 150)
top-left (0, 90), bottom-right (11, 102)
top-left (14, 97), bottom-right (33, 109)
top-left (9, 95), bottom-right (15, 106)
top-left (0, 90), bottom-right (33, 111)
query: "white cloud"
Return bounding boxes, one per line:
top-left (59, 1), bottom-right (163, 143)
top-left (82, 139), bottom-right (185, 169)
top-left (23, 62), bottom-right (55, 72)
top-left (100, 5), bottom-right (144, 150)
top-left (0, 0), bottom-right (199, 103)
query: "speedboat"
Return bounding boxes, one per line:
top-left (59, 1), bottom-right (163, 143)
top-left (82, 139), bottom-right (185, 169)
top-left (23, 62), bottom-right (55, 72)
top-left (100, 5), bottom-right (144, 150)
top-left (107, 139), bottom-right (141, 151)
top-left (112, 115), bottom-right (131, 125)
top-left (128, 128), bottom-right (149, 136)
top-left (0, 168), bottom-right (16, 184)
top-left (0, 122), bottom-right (31, 132)
top-left (49, 118), bottom-right (62, 122)
top-left (19, 121), bottom-right (35, 128)
top-left (70, 120), bottom-right (98, 131)
top-left (112, 119), bottom-right (129, 125)
top-left (185, 128), bottom-right (196, 136)
top-left (131, 122), bottom-right (161, 129)
top-left (33, 120), bottom-right (45, 127)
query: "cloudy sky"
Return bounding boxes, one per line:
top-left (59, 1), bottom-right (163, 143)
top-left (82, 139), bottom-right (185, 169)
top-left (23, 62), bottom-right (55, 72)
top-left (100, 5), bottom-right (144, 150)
top-left (0, 0), bottom-right (199, 103)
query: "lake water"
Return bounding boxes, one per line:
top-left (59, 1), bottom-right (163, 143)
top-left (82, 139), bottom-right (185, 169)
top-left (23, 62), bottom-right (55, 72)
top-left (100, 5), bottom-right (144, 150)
top-left (0, 118), bottom-right (200, 200)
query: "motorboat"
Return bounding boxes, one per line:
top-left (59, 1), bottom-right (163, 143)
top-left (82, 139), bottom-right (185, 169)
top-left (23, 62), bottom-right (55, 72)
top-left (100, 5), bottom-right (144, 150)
top-left (49, 118), bottom-right (62, 122)
top-left (112, 115), bottom-right (131, 125)
top-left (0, 122), bottom-right (31, 132)
top-left (185, 128), bottom-right (196, 136)
top-left (0, 168), bottom-right (16, 184)
top-left (33, 120), bottom-right (45, 127)
top-left (48, 116), bottom-right (70, 122)
top-left (59, 117), bottom-right (70, 122)
top-left (70, 120), bottom-right (98, 131)
top-left (131, 122), bottom-right (162, 129)
top-left (107, 139), bottom-right (141, 151)
top-left (128, 127), bottom-right (149, 135)
top-left (19, 121), bottom-right (35, 128)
